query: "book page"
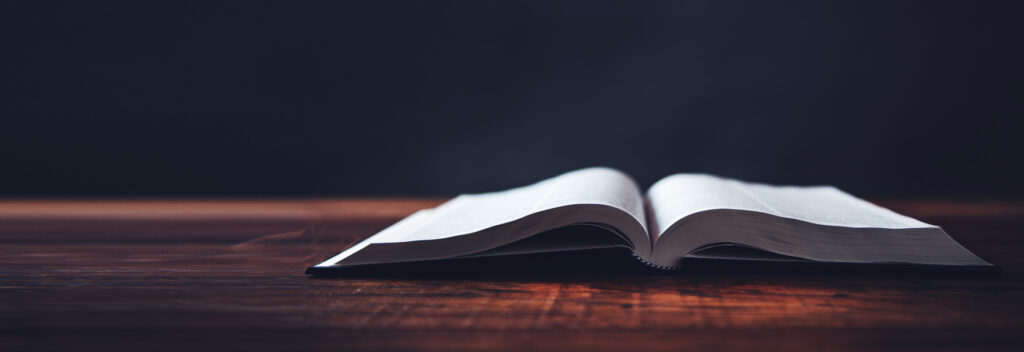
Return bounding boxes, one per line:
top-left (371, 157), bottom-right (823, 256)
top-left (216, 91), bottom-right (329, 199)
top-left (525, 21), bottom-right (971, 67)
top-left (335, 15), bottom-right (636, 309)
top-left (373, 167), bottom-right (647, 244)
top-left (646, 174), bottom-right (933, 241)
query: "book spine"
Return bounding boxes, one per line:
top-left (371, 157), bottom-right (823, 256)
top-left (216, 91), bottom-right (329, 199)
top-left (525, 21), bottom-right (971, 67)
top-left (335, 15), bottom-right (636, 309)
top-left (630, 252), bottom-right (680, 271)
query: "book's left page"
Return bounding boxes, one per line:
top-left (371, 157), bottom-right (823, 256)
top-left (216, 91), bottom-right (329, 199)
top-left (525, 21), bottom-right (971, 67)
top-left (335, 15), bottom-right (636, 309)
top-left (309, 167), bottom-right (651, 272)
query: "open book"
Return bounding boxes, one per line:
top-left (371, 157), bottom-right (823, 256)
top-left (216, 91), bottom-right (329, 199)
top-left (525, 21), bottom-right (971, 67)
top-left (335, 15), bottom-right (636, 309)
top-left (308, 167), bottom-right (991, 273)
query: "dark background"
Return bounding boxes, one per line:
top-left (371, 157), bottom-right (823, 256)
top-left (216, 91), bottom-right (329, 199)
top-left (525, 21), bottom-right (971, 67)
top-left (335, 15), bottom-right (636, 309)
top-left (3, 1), bottom-right (1022, 198)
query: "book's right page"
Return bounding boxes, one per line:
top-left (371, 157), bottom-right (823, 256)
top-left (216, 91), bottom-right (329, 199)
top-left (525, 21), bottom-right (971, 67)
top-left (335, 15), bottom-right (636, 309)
top-left (644, 174), bottom-right (991, 268)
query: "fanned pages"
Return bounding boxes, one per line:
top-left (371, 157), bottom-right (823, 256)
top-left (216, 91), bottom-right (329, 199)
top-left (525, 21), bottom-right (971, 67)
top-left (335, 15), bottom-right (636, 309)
top-left (309, 167), bottom-right (990, 273)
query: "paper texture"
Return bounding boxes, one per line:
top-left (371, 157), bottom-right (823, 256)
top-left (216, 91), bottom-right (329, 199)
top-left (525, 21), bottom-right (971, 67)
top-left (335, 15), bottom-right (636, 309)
top-left (647, 174), bottom-right (933, 238)
top-left (375, 167), bottom-right (645, 243)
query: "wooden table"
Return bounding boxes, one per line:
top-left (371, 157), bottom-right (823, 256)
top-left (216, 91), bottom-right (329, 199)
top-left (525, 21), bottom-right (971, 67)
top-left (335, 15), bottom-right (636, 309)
top-left (1, 199), bottom-right (1022, 351)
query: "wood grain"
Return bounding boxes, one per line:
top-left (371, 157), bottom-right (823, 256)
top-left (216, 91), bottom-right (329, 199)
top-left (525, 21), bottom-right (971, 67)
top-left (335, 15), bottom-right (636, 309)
top-left (1, 199), bottom-right (1022, 351)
